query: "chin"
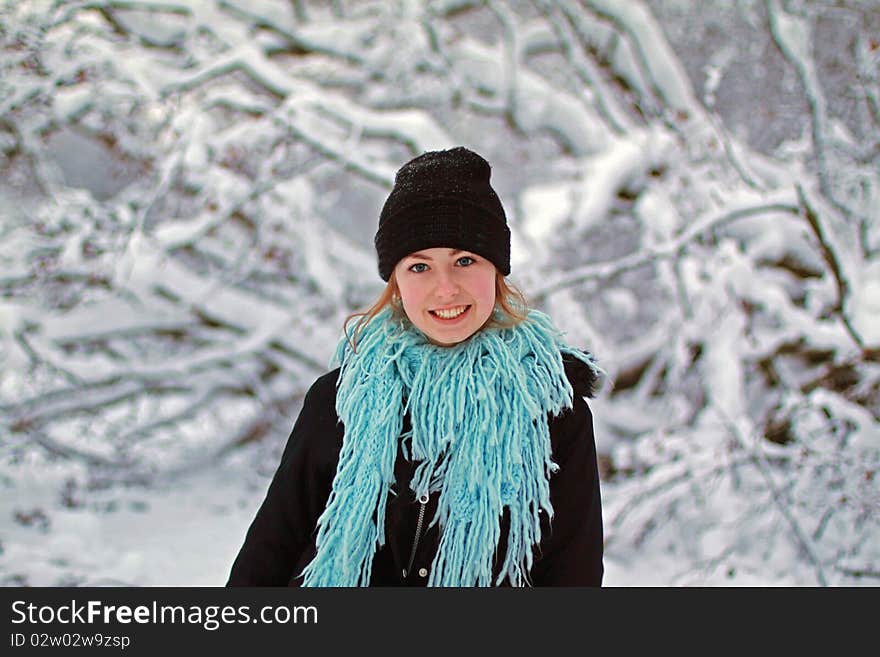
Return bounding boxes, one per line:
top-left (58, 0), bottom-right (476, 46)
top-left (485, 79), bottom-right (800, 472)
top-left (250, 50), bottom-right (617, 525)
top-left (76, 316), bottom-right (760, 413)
top-left (433, 336), bottom-right (465, 347)
top-left (429, 326), bottom-right (479, 346)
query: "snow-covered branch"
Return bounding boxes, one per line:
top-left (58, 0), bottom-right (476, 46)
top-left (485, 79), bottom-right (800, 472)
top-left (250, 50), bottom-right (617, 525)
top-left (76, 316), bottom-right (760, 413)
top-left (531, 198), bottom-right (800, 302)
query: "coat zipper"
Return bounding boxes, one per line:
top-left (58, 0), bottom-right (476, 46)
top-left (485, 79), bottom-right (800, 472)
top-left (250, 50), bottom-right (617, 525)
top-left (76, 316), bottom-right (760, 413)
top-left (403, 492), bottom-right (429, 578)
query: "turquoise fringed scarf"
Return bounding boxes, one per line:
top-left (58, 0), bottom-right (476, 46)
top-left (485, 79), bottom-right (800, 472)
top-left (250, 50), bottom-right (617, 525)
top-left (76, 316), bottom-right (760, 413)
top-left (299, 306), bottom-right (599, 587)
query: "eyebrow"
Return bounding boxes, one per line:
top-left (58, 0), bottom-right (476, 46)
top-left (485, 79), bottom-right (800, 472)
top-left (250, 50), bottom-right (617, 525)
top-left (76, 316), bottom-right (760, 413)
top-left (405, 249), bottom-right (465, 261)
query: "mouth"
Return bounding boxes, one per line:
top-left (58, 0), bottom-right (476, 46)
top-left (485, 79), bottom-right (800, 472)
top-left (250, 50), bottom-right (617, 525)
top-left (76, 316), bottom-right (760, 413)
top-left (428, 304), bottom-right (472, 323)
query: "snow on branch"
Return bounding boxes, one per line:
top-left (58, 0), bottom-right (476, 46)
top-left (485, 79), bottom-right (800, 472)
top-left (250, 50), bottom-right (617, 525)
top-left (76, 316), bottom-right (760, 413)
top-left (532, 196), bottom-right (800, 301)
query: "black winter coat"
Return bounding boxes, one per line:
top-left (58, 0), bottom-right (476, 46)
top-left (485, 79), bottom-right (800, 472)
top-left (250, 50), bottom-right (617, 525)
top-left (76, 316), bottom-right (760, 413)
top-left (227, 354), bottom-right (604, 587)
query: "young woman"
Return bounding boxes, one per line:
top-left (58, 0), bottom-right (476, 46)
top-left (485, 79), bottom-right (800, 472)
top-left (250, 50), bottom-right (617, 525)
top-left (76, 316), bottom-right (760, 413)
top-left (227, 147), bottom-right (604, 587)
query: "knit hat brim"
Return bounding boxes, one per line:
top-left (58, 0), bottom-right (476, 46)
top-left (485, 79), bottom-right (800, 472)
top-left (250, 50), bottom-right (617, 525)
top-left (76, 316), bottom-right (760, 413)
top-left (375, 197), bottom-right (511, 281)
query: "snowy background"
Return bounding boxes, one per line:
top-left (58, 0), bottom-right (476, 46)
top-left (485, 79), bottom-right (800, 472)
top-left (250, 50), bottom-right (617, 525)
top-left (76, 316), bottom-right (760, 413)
top-left (1, 0), bottom-right (878, 586)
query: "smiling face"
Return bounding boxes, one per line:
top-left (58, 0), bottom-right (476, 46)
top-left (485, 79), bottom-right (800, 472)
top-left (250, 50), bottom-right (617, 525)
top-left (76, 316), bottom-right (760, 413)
top-left (393, 247), bottom-right (497, 346)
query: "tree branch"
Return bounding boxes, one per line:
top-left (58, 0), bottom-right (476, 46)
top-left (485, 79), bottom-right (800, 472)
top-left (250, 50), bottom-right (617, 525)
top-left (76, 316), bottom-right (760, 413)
top-left (796, 184), bottom-right (864, 350)
top-left (531, 200), bottom-right (799, 303)
top-left (720, 412), bottom-right (829, 586)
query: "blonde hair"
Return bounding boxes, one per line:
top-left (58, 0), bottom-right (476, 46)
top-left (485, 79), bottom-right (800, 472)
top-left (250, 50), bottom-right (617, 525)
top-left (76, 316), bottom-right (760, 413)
top-left (343, 270), bottom-right (529, 353)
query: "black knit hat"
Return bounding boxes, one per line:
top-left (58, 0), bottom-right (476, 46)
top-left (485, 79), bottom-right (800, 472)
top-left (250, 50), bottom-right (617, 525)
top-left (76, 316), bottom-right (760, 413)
top-left (374, 146), bottom-right (511, 281)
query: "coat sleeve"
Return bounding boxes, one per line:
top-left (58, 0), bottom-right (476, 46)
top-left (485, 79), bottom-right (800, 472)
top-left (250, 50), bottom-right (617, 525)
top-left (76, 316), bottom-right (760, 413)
top-left (530, 395), bottom-right (604, 586)
top-left (226, 371), bottom-right (341, 586)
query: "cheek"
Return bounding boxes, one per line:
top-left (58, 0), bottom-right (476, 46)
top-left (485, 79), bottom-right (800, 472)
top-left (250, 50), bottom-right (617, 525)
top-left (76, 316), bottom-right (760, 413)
top-left (473, 272), bottom-right (496, 304)
top-left (395, 277), bottom-right (426, 309)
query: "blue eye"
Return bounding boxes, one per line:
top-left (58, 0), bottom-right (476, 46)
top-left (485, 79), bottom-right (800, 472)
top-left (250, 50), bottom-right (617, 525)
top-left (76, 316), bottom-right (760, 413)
top-left (409, 263), bottom-right (429, 273)
top-left (457, 256), bottom-right (475, 266)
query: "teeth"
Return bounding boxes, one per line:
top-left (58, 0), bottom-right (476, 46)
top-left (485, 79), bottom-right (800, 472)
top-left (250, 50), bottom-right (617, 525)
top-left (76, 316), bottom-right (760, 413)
top-left (432, 305), bottom-right (468, 319)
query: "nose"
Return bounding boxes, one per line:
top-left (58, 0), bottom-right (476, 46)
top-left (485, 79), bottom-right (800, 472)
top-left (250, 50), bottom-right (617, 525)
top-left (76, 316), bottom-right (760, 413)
top-left (433, 268), bottom-right (460, 300)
